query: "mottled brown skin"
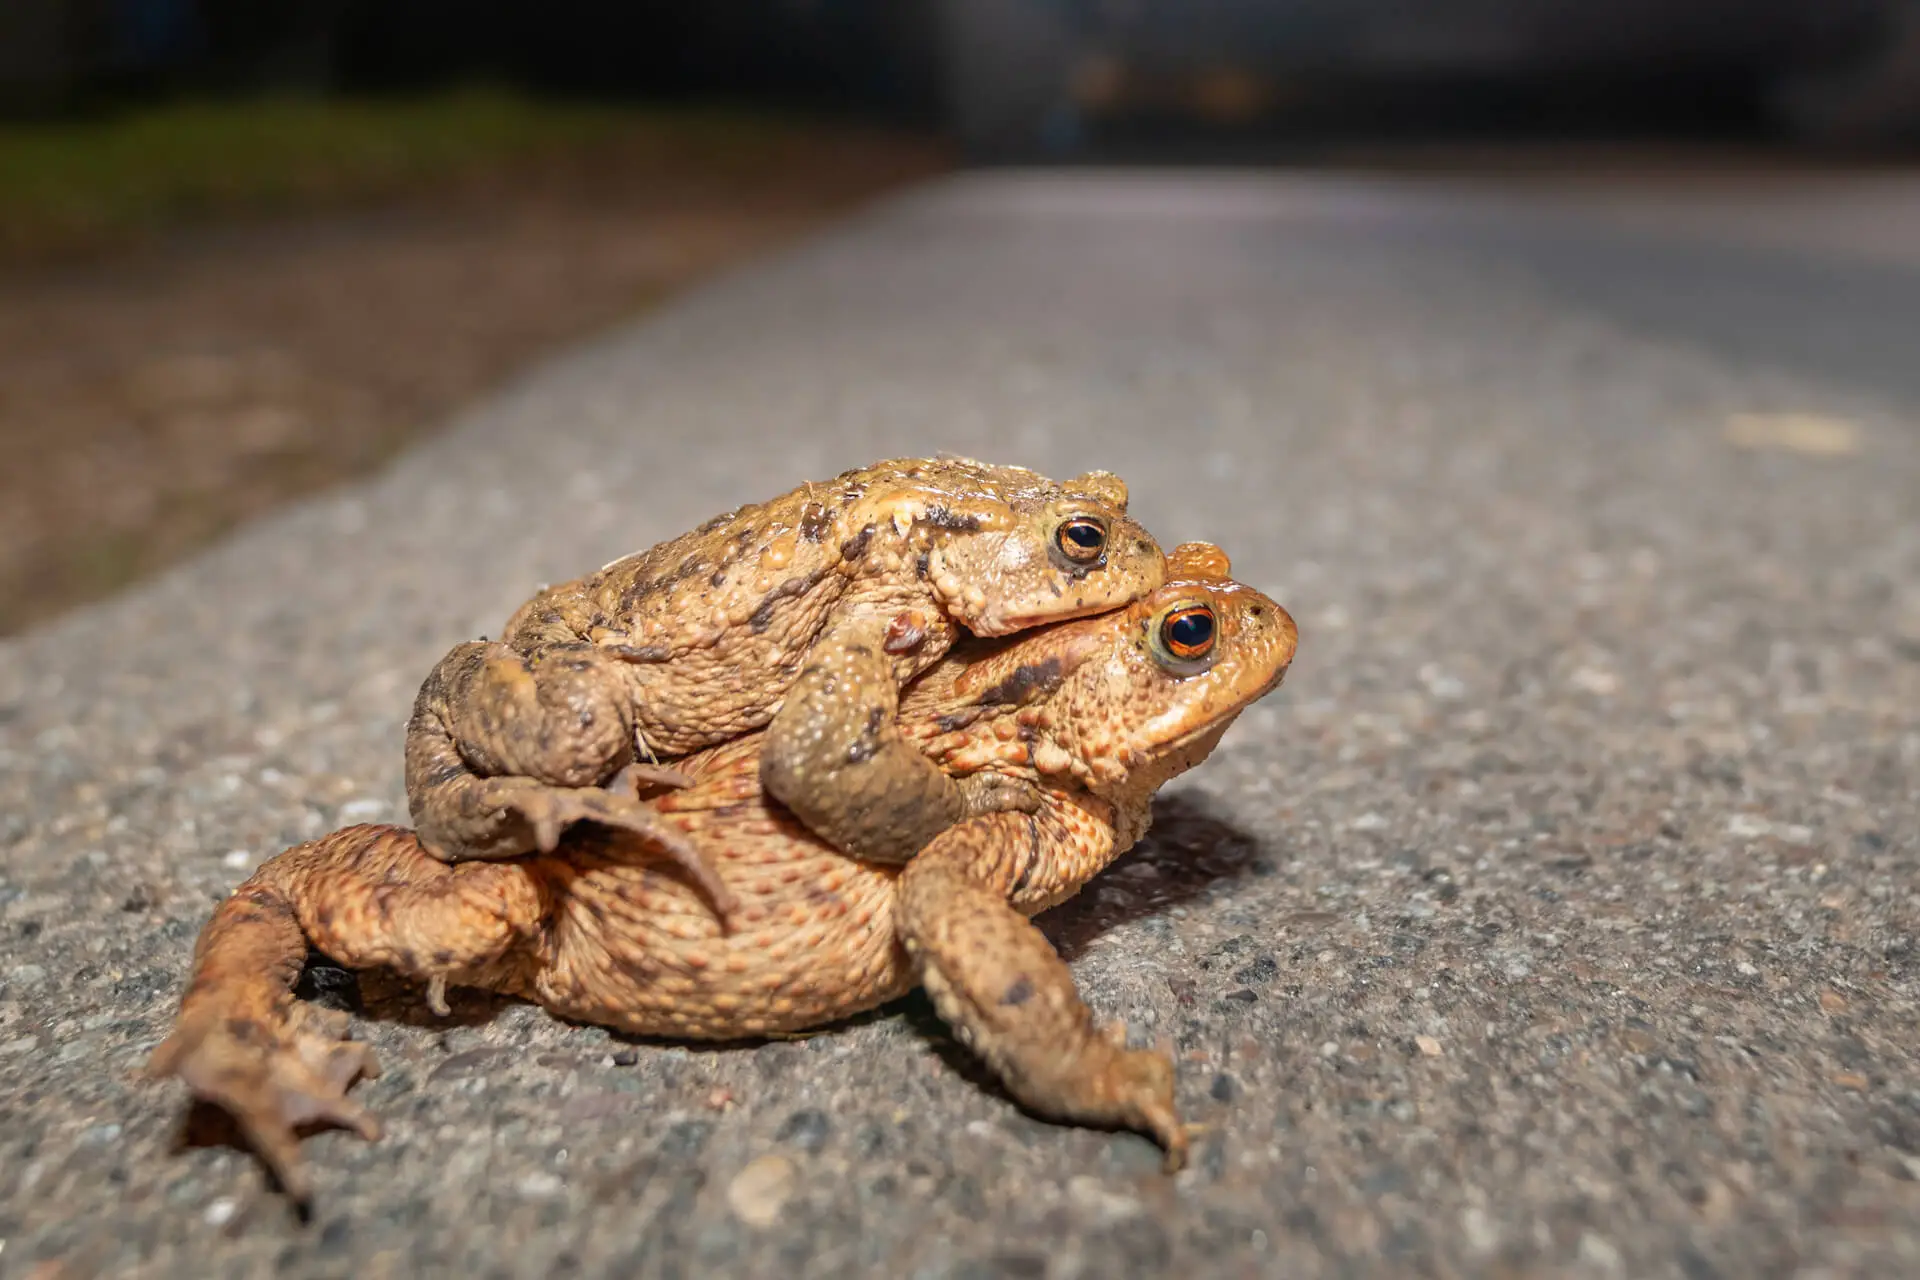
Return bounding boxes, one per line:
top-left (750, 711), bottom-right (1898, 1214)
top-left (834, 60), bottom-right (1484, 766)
top-left (152, 544), bottom-right (1295, 1203)
top-left (405, 457), bottom-right (1167, 911)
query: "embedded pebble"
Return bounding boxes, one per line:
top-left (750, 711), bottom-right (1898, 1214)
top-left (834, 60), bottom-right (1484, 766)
top-left (1066, 1176), bottom-right (1142, 1223)
top-left (518, 1172), bottom-right (563, 1198)
top-left (727, 1155), bottom-right (796, 1227)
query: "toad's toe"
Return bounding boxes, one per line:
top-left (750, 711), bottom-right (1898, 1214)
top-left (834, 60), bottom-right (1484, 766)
top-left (150, 1009), bottom-right (383, 1204)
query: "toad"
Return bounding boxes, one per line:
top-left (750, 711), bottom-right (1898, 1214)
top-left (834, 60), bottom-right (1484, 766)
top-left (405, 457), bottom-right (1167, 914)
top-left (152, 543), bottom-right (1295, 1201)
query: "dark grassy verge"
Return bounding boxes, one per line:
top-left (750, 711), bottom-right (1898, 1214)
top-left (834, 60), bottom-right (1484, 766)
top-left (0, 88), bottom-right (821, 260)
top-left (0, 92), bottom-right (950, 633)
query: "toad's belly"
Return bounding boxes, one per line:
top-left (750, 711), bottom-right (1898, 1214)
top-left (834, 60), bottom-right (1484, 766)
top-left (521, 841), bottom-right (913, 1039)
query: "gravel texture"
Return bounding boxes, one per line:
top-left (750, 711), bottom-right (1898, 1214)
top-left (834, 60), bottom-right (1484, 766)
top-left (2, 169), bottom-right (1918, 1278)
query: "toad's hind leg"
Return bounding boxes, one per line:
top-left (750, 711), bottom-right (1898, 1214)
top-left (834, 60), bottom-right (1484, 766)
top-left (761, 635), bottom-right (1040, 863)
top-left (147, 879), bottom-right (382, 1205)
top-left (893, 816), bottom-right (1188, 1169)
top-left (406, 641), bottom-right (732, 917)
top-left (149, 824), bottom-right (545, 1202)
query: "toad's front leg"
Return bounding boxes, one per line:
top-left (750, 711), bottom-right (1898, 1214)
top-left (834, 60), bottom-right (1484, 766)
top-left (760, 633), bottom-right (1040, 863)
top-left (149, 825), bottom-right (545, 1202)
top-left (406, 641), bottom-right (733, 917)
top-left (893, 815), bottom-right (1188, 1168)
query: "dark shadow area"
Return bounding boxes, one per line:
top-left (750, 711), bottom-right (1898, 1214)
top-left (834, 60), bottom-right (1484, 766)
top-left (1038, 790), bottom-right (1270, 961)
top-left (296, 949), bottom-right (502, 1031)
top-left (291, 950), bottom-right (363, 1015)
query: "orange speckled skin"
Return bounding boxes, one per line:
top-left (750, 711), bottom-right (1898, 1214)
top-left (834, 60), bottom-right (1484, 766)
top-left (150, 544), bottom-right (1295, 1201)
top-left (405, 457), bottom-right (1167, 880)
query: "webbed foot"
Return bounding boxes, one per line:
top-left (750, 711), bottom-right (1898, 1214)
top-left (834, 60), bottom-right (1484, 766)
top-left (1092, 1023), bottom-right (1188, 1172)
top-left (497, 783), bottom-right (737, 922)
top-left (147, 1004), bottom-right (382, 1204)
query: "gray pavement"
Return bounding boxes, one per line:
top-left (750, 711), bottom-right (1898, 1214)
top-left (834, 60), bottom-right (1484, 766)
top-left (3, 169), bottom-right (1919, 1278)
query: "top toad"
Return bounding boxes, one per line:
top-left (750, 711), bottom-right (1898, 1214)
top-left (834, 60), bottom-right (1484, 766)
top-left (405, 456), bottom-right (1166, 904)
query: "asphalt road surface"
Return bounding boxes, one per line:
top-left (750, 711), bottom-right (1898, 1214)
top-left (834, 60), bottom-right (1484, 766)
top-left (2, 168), bottom-right (1918, 1278)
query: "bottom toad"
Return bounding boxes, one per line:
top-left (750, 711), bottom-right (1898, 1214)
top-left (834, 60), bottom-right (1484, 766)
top-left (150, 542), bottom-right (1297, 1201)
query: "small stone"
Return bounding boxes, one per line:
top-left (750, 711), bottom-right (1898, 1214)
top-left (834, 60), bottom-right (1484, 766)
top-left (1349, 812), bottom-right (1388, 833)
top-left (221, 851), bottom-right (252, 870)
top-left (1621, 1029), bottom-right (1658, 1054)
top-left (203, 1197), bottom-right (238, 1227)
top-left (611, 1049), bottom-right (639, 1067)
top-left (1818, 990), bottom-right (1849, 1014)
top-left (1414, 1035), bottom-right (1443, 1058)
top-left (7, 964), bottom-right (47, 989)
top-left (0, 1036), bottom-right (38, 1055)
top-left (1570, 666), bottom-right (1619, 697)
top-left (1831, 1072), bottom-right (1869, 1091)
top-left (79, 1124), bottom-right (121, 1145)
top-left (727, 1155), bottom-right (796, 1227)
top-left (518, 1171), bottom-right (563, 1197)
top-left (1460, 1206), bottom-right (1499, 1254)
top-left (1066, 1175), bottom-right (1142, 1223)
top-left (1230, 955), bottom-right (1278, 986)
top-left (1578, 1232), bottom-right (1622, 1272)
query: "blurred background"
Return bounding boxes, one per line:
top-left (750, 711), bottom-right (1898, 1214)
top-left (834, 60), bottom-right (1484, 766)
top-left (4, 0), bottom-right (1919, 635)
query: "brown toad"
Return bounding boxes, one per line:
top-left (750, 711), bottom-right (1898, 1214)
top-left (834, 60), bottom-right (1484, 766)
top-left (406, 456), bottom-right (1166, 911)
top-left (152, 543), bottom-right (1296, 1201)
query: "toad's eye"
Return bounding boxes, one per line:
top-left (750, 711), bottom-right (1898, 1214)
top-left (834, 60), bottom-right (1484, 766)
top-left (1156, 603), bottom-right (1217, 666)
top-left (1055, 516), bottom-right (1107, 563)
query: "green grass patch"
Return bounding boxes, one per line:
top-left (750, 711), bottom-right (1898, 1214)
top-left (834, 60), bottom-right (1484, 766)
top-left (0, 88), bottom-right (780, 258)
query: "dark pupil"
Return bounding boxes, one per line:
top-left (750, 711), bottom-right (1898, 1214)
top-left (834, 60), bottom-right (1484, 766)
top-left (1063, 521), bottom-right (1103, 549)
top-left (1167, 610), bottom-right (1213, 652)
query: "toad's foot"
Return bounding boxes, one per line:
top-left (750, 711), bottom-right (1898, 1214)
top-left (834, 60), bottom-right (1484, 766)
top-left (1088, 1022), bottom-right (1188, 1172)
top-left (497, 782), bottom-right (738, 922)
top-left (147, 1003), bottom-right (382, 1204)
top-left (764, 638), bottom-right (1045, 864)
top-left (897, 818), bottom-right (1190, 1169)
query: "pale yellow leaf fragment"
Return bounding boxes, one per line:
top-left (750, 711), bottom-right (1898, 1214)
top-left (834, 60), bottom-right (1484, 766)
top-left (1722, 413), bottom-right (1862, 457)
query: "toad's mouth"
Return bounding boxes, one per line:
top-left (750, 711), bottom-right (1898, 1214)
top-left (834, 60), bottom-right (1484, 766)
top-left (1258, 660), bottom-right (1293, 700)
top-left (981, 603), bottom-right (1110, 636)
top-left (1151, 662), bottom-right (1292, 753)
